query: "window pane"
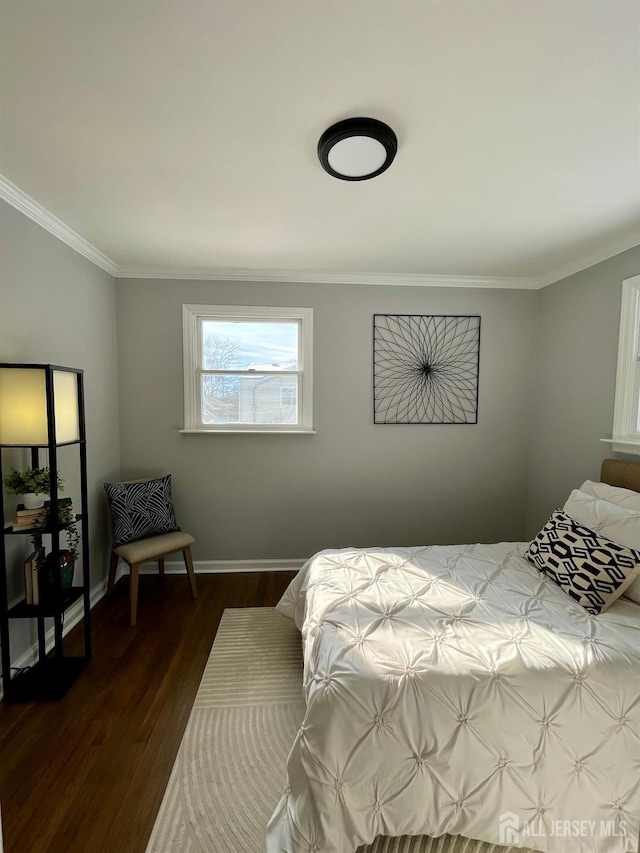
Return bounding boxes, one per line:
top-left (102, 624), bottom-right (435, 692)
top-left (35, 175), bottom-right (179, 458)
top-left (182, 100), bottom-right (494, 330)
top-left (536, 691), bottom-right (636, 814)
top-left (201, 374), bottom-right (298, 425)
top-left (202, 321), bottom-right (298, 371)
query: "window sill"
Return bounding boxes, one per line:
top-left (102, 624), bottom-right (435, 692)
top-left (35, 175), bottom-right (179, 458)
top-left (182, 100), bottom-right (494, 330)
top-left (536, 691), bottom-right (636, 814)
top-left (179, 428), bottom-right (317, 435)
top-left (600, 437), bottom-right (640, 455)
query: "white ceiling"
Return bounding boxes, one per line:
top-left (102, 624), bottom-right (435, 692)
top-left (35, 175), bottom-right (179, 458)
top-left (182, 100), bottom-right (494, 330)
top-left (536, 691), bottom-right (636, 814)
top-left (1, 0), bottom-right (639, 282)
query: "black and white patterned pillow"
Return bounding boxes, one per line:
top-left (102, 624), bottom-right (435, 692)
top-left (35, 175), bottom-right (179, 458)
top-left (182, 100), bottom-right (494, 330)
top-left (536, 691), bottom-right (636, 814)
top-left (526, 508), bottom-right (640, 615)
top-left (104, 475), bottom-right (180, 548)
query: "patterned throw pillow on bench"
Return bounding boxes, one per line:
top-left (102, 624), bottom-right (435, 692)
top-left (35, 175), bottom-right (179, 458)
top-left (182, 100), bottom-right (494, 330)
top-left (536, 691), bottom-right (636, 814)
top-left (104, 475), bottom-right (180, 548)
top-left (526, 508), bottom-right (640, 615)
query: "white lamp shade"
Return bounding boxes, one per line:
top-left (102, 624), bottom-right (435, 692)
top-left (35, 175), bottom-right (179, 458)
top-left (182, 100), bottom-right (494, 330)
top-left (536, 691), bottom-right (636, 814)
top-left (53, 370), bottom-right (79, 444)
top-left (0, 367), bottom-right (79, 445)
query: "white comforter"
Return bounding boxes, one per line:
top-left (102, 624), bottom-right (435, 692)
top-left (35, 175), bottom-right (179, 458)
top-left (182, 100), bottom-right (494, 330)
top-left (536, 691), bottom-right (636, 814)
top-left (266, 543), bottom-right (640, 853)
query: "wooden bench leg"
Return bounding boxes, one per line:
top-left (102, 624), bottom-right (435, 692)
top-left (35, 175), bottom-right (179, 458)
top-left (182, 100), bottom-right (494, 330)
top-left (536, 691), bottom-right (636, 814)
top-left (182, 546), bottom-right (198, 599)
top-left (130, 563), bottom-right (140, 627)
top-left (108, 551), bottom-right (118, 594)
top-left (158, 556), bottom-right (165, 577)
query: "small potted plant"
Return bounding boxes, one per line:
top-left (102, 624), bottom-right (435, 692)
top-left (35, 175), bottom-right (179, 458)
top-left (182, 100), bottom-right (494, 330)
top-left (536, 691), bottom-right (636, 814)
top-left (31, 502), bottom-right (81, 599)
top-left (3, 467), bottom-right (64, 509)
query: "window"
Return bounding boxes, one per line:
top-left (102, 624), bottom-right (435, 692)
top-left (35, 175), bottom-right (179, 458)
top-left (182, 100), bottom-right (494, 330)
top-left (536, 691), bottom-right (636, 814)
top-left (280, 385), bottom-right (297, 409)
top-left (182, 304), bottom-right (313, 433)
top-left (611, 274), bottom-right (640, 454)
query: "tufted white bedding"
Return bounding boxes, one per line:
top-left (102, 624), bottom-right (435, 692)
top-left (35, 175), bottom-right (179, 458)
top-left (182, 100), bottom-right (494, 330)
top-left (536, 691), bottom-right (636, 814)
top-left (266, 543), bottom-right (640, 853)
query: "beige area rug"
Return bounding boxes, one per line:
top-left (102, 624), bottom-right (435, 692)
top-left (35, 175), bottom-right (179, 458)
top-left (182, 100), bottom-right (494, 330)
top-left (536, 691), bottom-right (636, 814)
top-left (146, 607), bottom-right (533, 853)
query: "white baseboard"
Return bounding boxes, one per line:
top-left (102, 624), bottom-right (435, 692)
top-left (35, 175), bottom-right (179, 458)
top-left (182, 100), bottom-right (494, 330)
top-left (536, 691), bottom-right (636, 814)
top-left (137, 557), bottom-right (306, 575)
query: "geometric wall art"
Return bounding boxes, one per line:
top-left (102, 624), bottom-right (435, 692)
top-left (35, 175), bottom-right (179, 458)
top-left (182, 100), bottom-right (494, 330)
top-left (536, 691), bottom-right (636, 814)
top-left (373, 314), bottom-right (481, 424)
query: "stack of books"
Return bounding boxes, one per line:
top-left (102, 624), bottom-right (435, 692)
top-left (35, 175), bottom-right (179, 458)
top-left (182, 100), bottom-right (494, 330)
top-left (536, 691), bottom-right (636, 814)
top-left (12, 505), bottom-right (46, 530)
top-left (10, 498), bottom-right (75, 531)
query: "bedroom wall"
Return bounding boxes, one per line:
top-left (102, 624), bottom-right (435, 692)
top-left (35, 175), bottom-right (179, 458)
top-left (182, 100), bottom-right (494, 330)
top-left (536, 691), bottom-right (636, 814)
top-left (526, 245), bottom-right (640, 536)
top-left (116, 278), bottom-right (536, 562)
top-left (0, 199), bottom-right (120, 664)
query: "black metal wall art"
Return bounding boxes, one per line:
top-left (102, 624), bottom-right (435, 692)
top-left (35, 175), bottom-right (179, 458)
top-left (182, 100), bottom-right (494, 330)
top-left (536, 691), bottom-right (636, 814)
top-left (373, 314), bottom-right (481, 424)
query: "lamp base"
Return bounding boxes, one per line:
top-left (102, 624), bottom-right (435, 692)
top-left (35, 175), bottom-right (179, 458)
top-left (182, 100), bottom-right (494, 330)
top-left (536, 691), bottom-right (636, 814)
top-left (4, 657), bottom-right (89, 702)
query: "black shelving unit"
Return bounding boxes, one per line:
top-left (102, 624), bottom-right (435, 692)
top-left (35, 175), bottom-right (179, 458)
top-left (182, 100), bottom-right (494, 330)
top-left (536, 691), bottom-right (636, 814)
top-left (0, 364), bottom-right (91, 702)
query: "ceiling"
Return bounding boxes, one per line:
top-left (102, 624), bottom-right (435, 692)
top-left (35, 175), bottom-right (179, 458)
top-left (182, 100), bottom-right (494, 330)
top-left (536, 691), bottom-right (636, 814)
top-left (1, 0), bottom-right (639, 284)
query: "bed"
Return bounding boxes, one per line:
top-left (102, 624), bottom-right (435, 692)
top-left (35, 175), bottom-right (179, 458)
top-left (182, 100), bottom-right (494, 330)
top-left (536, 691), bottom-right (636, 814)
top-left (266, 460), bottom-right (640, 853)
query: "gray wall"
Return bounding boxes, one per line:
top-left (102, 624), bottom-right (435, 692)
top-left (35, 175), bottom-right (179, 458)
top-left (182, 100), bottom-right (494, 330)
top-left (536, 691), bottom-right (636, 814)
top-left (116, 279), bottom-right (537, 561)
top-left (0, 200), bottom-right (120, 661)
top-left (3, 190), bottom-right (638, 583)
top-left (526, 245), bottom-right (640, 536)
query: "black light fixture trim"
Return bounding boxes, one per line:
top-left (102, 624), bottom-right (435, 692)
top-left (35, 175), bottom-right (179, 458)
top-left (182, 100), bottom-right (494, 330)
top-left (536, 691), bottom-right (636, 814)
top-left (318, 117), bottom-right (398, 181)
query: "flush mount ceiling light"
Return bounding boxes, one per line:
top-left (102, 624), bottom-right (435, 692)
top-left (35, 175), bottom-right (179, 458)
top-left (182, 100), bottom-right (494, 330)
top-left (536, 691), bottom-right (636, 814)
top-left (318, 117), bottom-right (398, 181)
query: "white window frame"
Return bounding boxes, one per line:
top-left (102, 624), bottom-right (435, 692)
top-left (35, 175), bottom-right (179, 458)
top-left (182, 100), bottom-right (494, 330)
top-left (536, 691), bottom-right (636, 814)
top-left (610, 275), bottom-right (640, 454)
top-left (181, 304), bottom-right (314, 434)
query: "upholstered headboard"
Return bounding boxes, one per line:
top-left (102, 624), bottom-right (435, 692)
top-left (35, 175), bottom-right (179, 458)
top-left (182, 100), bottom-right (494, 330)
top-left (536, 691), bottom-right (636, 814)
top-left (600, 458), bottom-right (640, 492)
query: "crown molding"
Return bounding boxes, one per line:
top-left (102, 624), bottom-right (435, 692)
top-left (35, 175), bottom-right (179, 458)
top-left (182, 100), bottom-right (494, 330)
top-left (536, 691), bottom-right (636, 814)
top-left (2, 172), bottom-right (637, 290)
top-left (0, 173), bottom-right (118, 277)
top-left (535, 232), bottom-right (640, 289)
top-left (116, 265), bottom-right (539, 289)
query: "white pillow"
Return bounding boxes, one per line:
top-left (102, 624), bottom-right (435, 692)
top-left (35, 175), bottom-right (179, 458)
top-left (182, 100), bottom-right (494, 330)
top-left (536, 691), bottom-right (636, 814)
top-left (580, 479), bottom-right (640, 512)
top-left (563, 489), bottom-right (640, 604)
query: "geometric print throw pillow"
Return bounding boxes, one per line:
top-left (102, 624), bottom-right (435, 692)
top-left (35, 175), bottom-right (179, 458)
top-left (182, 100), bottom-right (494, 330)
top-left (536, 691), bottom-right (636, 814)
top-left (526, 508), bottom-right (640, 615)
top-left (104, 475), bottom-right (180, 548)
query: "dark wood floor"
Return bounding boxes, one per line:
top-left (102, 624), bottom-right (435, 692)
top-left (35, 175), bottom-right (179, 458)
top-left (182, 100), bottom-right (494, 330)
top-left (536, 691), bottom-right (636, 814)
top-left (0, 570), bottom-right (296, 853)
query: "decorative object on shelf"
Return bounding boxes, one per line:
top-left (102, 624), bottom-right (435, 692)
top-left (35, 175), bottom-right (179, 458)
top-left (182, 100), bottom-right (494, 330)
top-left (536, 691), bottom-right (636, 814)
top-left (24, 493), bottom-right (43, 510)
top-left (28, 497), bottom-right (80, 593)
top-left (10, 496), bottom-right (75, 532)
top-left (41, 550), bottom-right (75, 602)
top-left (373, 314), bottom-right (481, 424)
top-left (23, 551), bottom-right (37, 605)
top-left (317, 117), bottom-right (397, 181)
top-left (0, 363), bottom-right (91, 702)
top-left (13, 503), bottom-right (47, 526)
top-left (3, 466), bottom-right (64, 509)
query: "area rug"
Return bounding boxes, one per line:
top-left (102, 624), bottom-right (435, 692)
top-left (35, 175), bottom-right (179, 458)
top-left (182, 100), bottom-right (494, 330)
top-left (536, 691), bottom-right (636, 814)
top-left (146, 607), bottom-right (531, 853)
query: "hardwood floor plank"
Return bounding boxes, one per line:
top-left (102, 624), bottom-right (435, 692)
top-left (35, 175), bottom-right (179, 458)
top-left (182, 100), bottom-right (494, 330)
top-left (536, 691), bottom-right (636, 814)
top-left (0, 571), bottom-right (296, 853)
